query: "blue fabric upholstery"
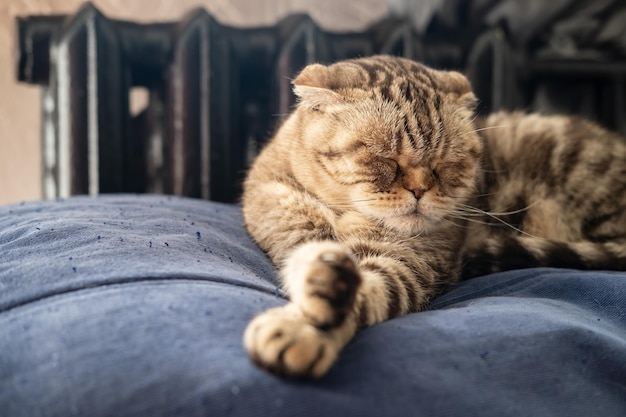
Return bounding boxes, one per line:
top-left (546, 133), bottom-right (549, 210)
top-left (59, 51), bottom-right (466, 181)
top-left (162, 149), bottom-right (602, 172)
top-left (1, 195), bottom-right (625, 416)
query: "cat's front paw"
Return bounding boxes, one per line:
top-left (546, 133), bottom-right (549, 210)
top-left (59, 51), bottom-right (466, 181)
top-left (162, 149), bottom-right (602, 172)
top-left (243, 305), bottom-right (339, 378)
top-left (284, 242), bottom-right (361, 328)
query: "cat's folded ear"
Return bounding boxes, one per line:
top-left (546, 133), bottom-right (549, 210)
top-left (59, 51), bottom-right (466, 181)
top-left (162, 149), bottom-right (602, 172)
top-left (292, 64), bottom-right (345, 110)
top-left (438, 70), bottom-right (477, 110)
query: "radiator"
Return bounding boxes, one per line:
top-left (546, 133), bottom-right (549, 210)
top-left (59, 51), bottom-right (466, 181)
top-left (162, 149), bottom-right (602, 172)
top-left (16, 2), bottom-right (626, 203)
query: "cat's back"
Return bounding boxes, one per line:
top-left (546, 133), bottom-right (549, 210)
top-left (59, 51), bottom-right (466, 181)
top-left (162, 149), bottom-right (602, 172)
top-left (479, 111), bottom-right (626, 176)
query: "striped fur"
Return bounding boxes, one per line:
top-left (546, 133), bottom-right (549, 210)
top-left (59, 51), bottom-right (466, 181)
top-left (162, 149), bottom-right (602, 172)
top-left (463, 111), bottom-right (626, 277)
top-left (241, 55), bottom-right (626, 378)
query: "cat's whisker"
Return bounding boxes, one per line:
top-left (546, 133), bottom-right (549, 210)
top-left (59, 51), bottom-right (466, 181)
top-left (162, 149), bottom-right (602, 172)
top-left (394, 233), bottom-right (424, 244)
top-left (469, 124), bottom-right (510, 134)
top-left (447, 214), bottom-right (495, 227)
top-left (292, 198), bottom-right (380, 211)
top-left (455, 200), bottom-right (540, 217)
top-left (460, 114), bottom-right (480, 130)
top-left (448, 210), bottom-right (490, 218)
top-left (351, 199), bottom-right (379, 204)
top-left (447, 213), bottom-right (527, 234)
top-left (322, 204), bottom-right (359, 210)
top-left (447, 211), bottom-right (542, 239)
top-left (329, 200), bottom-right (378, 209)
top-left (447, 192), bottom-right (497, 199)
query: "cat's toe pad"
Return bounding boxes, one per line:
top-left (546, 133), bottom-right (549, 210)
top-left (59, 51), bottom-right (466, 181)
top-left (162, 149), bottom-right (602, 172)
top-left (285, 242), bottom-right (361, 328)
top-left (243, 306), bottom-right (338, 378)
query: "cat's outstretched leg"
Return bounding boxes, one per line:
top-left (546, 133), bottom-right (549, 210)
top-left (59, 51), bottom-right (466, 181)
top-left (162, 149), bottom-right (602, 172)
top-left (243, 237), bottom-right (431, 378)
top-left (243, 241), bottom-right (362, 378)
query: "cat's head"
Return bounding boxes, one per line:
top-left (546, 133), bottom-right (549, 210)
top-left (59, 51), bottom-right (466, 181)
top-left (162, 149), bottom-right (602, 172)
top-left (290, 56), bottom-right (482, 236)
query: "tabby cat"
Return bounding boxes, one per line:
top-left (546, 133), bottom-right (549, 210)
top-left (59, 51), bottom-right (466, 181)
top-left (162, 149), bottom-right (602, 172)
top-left (241, 55), bottom-right (626, 378)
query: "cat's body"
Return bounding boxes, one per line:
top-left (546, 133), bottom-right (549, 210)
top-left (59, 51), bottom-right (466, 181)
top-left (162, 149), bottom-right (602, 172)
top-left (242, 55), bottom-right (626, 378)
top-left (465, 111), bottom-right (626, 277)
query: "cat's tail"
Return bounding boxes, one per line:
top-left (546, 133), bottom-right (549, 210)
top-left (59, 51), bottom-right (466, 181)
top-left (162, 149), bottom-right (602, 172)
top-left (461, 235), bottom-right (626, 279)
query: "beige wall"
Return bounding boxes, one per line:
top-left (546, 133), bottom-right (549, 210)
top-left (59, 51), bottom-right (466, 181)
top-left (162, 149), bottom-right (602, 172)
top-left (0, 0), bottom-right (386, 206)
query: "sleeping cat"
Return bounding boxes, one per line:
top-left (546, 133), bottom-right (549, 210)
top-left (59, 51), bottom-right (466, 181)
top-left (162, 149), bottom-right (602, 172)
top-left (241, 55), bottom-right (626, 378)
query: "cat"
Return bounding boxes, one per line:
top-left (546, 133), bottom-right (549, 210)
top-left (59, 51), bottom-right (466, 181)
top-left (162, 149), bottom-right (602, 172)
top-left (241, 55), bottom-right (626, 378)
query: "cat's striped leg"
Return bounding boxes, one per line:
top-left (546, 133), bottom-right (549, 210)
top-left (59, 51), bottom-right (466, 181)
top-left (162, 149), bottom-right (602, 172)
top-left (244, 239), bottom-right (438, 378)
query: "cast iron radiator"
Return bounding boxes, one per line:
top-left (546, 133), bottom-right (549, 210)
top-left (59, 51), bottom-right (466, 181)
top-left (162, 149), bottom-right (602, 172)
top-left (16, 2), bottom-right (626, 203)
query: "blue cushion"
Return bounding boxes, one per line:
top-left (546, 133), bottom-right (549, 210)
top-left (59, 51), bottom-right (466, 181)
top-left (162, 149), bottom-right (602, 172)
top-left (1, 195), bottom-right (625, 416)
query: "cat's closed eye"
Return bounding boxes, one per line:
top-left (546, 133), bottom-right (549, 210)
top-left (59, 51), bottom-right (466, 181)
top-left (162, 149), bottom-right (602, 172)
top-left (374, 157), bottom-right (401, 188)
top-left (382, 158), bottom-right (400, 174)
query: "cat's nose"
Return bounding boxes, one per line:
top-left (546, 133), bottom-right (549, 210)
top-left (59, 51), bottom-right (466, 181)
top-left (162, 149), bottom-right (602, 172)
top-left (408, 187), bottom-right (426, 200)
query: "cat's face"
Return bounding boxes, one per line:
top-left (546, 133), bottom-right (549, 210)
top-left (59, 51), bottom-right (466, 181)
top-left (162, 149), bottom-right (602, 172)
top-left (291, 56), bottom-right (482, 236)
